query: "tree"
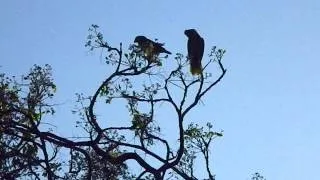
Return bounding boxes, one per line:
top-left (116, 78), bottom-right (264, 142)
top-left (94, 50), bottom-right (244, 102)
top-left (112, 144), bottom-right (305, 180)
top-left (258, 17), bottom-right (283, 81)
top-left (0, 24), bottom-right (226, 180)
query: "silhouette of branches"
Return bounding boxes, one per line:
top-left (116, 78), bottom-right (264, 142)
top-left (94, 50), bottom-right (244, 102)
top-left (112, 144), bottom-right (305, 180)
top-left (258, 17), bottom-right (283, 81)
top-left (1, 24), bottom-right (226, 180)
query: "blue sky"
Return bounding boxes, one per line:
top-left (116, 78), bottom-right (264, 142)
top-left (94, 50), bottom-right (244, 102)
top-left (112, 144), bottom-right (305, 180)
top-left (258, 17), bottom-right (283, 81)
top-left (1, 0), bottom-right (320, 179)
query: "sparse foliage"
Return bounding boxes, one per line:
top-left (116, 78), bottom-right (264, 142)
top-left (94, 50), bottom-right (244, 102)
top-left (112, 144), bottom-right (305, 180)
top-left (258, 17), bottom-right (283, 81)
top-left (251, 172), bottom-right (266, 180)
top-left (1, 24), bottom-right (227, 180)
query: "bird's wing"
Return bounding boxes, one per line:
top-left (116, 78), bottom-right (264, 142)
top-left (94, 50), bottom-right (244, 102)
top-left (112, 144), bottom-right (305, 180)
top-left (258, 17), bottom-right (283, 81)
top-left (198, 37), bottom-right (205, 61)
top-left (187, 39), bottom-right (193, 58)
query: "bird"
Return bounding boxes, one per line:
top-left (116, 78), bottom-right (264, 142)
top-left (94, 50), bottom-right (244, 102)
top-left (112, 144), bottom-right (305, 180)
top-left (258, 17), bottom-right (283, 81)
top-left (134, 36), bottom-right (171, 62)
top-left (184, 29), bottom-right (205, 75)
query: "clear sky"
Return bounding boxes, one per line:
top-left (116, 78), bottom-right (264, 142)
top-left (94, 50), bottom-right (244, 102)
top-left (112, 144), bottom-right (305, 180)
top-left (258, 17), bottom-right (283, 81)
top-left (1, 0), bottom-right (320, 179)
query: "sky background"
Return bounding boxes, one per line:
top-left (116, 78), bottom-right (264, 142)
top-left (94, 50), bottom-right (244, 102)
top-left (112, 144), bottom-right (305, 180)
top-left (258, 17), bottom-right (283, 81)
top-left (1, 0), bottom-right (320, 179)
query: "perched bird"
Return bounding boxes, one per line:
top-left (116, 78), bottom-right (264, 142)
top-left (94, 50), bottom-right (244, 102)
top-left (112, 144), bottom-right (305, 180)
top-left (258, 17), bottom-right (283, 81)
top-left (134, 36), bottom-right (171, 62)
top-left (184, 29), bottom-right (205, 75)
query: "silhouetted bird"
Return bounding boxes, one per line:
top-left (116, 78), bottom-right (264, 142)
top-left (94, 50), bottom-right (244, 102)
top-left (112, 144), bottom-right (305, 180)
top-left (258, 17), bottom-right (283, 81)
top-left (134, 36), bottom-right (171, 62)
top-left (184, 29), bottom-right (204, 75)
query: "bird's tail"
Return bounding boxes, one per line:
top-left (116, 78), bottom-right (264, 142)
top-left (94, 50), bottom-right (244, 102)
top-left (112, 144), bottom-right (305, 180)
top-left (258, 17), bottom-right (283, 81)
top-left (163, 49), bottom-right (172, 54)
top-left (190, 60), bottom-right (202, 75)
top-left (190, 66), bottom-right (202, 75)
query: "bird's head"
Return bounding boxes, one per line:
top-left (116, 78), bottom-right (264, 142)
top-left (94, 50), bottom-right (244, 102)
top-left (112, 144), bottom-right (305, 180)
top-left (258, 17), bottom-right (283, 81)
top-left (184, 29), bottom-right (198, 38)
top-left (134, 36), bottom-right (147, 45)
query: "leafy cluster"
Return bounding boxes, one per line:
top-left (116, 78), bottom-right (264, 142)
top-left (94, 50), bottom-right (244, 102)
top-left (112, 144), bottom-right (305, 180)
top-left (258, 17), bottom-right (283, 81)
top-left (0, 65), bottom-right (58, 179)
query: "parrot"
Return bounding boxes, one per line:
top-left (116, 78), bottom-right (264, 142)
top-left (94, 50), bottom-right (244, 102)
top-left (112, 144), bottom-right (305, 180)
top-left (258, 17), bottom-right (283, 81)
top-left (184, 29), bottom-right (205, 75)
top-left (134, 36), bottom-right (171, 62)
